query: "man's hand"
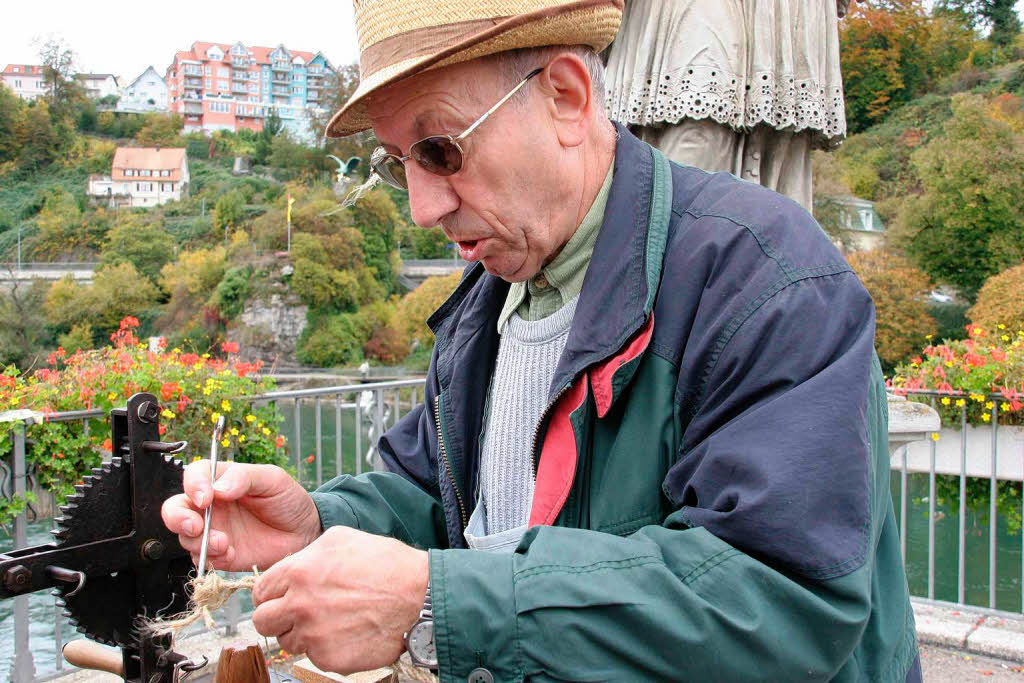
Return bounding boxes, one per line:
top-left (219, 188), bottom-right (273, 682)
top-left (251, 526), bottom-right (429, 674)
top-left (161, 461), bottom-right (321, 572)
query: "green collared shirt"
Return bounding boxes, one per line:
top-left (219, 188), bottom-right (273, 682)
top-left (497, 163), bottom-right (614, 332)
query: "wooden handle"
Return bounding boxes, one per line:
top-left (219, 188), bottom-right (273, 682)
top-left (62, 640), bottom-right (125, 677)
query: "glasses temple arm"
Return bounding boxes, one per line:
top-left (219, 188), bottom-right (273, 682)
top-left (454, 68), bottom-right (544, 142)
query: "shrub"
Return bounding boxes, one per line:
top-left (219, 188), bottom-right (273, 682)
top-left (100, 217), bottom-right (176, 283)
top-left (45, 263), bottom-right (160, 340)
top-left (0, 317), bottom-right (287, 526)
top-left (213, 265), bottom-right (253, 319)
top-left (967, 262), bottom-right (1024, 332)
top-left (396, 271), bottom-right (464, 347)
top-left (291, 260), bottom-right (361, 312)
top-left (364, 327), bottom-right (411, 364)
top-left (846, 249), bottom-right (937, 370)
top-left (296, 313), bottom-right (365, 367)
top-left (57, 322), bottom-right (94, 354)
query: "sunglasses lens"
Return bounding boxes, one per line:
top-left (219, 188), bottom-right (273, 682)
top-left (372, 155), bottom-right (408, 190)
top-left (411, 137), bottom-right (463, 176)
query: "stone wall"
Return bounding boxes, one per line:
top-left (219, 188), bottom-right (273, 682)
top-left (234, 293), bottom-right (308, 367)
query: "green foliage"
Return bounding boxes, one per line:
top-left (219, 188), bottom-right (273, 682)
top-left (892, 94), bottom-right (1024, 296)
top-left (57, 322), bottom-right (94, 354)
top-left (213, 190), bottom-right (245, 231)
top-left (291, 259), bottom-right (361, 312)
top-left (100, 216), bottom-right (176, 283)
top-left (44, 263), bottom-right (160, 340)
top-left (936, 0), bottom-right (1023, 46)
top-left (212, 265), bottom-right (253, 319)
top-left (297, 313), bottom-right (365, 367)
top-left (967, 263), bottom-right (1024, 332)
top-left (396, 272), bottom-right (464, 346)
top-left (400, 224), bottom-right (452, 258)
top-left (349, 189), bottom-right (403, 295)
top-left (0, 280), bottom-right (51, 369)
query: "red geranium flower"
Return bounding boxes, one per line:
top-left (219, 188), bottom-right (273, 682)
top-left (221, 341), bottom-right (240, 354)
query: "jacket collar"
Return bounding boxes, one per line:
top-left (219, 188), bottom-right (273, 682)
top-left (429, 125), bottom-right (670, 395)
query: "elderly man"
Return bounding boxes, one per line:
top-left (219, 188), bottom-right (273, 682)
top-left (162, 1), bottom-right (920, 680)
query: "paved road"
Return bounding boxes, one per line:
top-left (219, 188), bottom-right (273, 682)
top-left (921, 643), bottom-right (1024, 681)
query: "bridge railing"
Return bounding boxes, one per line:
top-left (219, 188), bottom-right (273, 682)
top-left (3, 381), bottom-right (1023, 681)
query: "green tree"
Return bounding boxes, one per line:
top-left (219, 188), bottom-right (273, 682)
top-left (967, 263), bottom-right (1024, 332)
top-left (297, 313), bottom-right (365, 367)
top-left (893, 94), bottom-right (1024, 297)
top-left (36, 37), bottom-right (85, 122)
top-left (44, 263), bottom-right (159, 340)
top-left (0, 277), bottom-right (50, 369)
top-left (18, 100), bottom-right (61, 171)
top-left (213, 190), bottom-right (245, 232)
top-left (348, 189), bottom-right (403, 294)
top-left (100, 217), bottom-right (176, 283)
top-left (0, 84), bottom-right (25, 164)
top-left (35, 188), bottom-right (83, 257)
top-left (936, 0), bottom-right (1022, 45)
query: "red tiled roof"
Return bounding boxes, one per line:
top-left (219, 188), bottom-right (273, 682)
top-left (112, 147), bottom-right (187, 182)
top-left (3, 64), bottom-right (43, 75)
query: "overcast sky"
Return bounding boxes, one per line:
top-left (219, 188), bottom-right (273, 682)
top-left (2, 1), bottom-right (1022, 84)
top-left (1, 1), bottom-right (360, 82)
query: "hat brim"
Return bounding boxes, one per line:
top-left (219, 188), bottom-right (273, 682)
top-left (325, 0), bottom-right (622, 138)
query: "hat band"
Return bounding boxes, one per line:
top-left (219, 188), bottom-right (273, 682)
top-left (359, 0), bottom-right (619, 82)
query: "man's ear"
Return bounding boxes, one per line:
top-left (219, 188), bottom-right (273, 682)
top-left (537, 52), bottom-right (594, 148)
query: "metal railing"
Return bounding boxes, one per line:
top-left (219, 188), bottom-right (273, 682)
top-left (888, 388), bottom-right (1023, 617)
top-left (2, 379), bottom-right (422, 682)
top-left (3, 381), bottom-right (1023, 680)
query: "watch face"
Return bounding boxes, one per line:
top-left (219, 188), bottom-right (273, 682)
top-left (407, 620), bottom-right (437, 667)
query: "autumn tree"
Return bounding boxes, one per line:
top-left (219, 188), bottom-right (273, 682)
top-left (135, 114), bottom-right (184, 147)
top-left (846, 249), bottom-right (937, 370)
top-left (0, 84), bottom-right (25, 165)
top-left (892, 94), bottom-right (1024, 297)
top-left (100, 216), bottom-right (176, 283)
top-left (967, 263), bottom-right (1024, 332)
top-left (840, 0), bottom-right (974, 132)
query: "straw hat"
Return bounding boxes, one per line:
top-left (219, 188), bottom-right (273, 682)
top-left (325, 0), bottom-right (623, 138)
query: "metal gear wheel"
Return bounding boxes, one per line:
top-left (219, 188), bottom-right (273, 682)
top-left (51, 455), bottom-right (193, 647)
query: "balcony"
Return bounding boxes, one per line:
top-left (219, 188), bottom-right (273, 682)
top-left (184, 102), bottom-right (203, 114)
top-left (232, 83), bottom-right (248, 93)
top-left (272, 61), bottom-right (291, 72)
top-left (232, 70), bottom-right (248, 81)
top-left (231, 57), bottom-right (249, 67)
top-left (307, 90), bottom-right (320, 101)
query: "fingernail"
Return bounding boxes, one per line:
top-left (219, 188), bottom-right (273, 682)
top-left (213, 480), bottom-right (230, 492)
top-left (182, 519), bottom-right (194, 536)
top-left (194, 491), bottom-right (205, 507)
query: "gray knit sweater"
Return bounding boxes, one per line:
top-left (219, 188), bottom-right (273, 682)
top-left (478, 296), bottom-right (579, 534)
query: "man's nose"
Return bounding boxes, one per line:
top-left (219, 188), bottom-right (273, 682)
top-left (405, 162), bottom-right (459, 228)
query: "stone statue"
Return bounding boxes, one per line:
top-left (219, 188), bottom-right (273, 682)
top-left (604, 0), bottom-right (849, 210)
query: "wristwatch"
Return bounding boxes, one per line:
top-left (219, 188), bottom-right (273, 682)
top-left (405, 581), bottom-right (438, 671)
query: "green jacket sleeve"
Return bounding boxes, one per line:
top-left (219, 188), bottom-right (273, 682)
top-left (431, 518), bottom-right (874, 682)
top-left (310, 471), bottom-right (448, 550)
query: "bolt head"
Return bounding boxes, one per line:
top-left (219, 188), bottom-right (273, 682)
top-left (137, 401), bottom-right (160, 424)
top-left (4, 565), bottom-right (31, 592)
top-left (142, 540), bottom-right (164, 561)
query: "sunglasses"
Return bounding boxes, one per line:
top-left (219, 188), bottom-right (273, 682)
top-left (370, 67), bottom-right (544, 191)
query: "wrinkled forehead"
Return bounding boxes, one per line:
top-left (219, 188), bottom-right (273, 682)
top-left (367, 59), bottom-right (498, 143)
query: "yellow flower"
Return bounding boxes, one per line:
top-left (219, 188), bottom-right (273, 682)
top-left (161, 409), bottom-right (175, 419)
top-left (172, 347), bottom-right (182, 354)
top-left (973, 327), bottom-right (982, 335)
top-left (1000, 402), bottom-right (1011, 412)
top-left (1002, 335), bottom-right (1010, 341)
top-left (202, 353), bottom-right (211, 359)
top-left (971, 394), bottom-right (985, 402)
top-left (925, 334), bottom-right (933, 340)
top-left (229, 427), bottom-right (239, 436)
top-left (986, 401), bottom-right (994, 410)
top-left (941, 397), bottom-right (951, 406)
top-left (221, 438), bottom-right (230, 448)
top-left (239, 434), bottom-right (246, 442)
top-left (262, 427), bottom-right (271, 436)
top-left (245, 414), bottom-right (257, 423)
top-left (945, 361), bottom-right (954, 368)
top-left (221, 399), bottom-right (232, 412)
top-left (210, 412), bottom-right (222, 424)
top-left (202, 388), bottom-right (212, 396)
top-left (955, 399), bottom-right (965, 407)
top-left (193, 362), bottom-right (204, 370)
top-left (107, 392), bottom-right (118, 401)
top-left (982, 413), bottom-right (991, 422)
top-left (931, 432), bottom-right (940, 441)
top-left (193, 455), bottom-right (202, 463)
top-left (998, 324), bottom-right (1006, 330)
top-left (257, 421), bottom-right (264, 428)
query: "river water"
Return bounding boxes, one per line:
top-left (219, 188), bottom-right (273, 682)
top-left (2, 399), bottom-right (1021, 679)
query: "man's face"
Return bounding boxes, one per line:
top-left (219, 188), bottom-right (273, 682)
top-left (368, 59), bottom-right (574, 282)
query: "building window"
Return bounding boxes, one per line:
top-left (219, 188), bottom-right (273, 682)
top-left (14, 80), bottom-right (22, 88)
top-left (124, 169), bottom-right (134, 176)
top-left (217, 80), bottom-right (229, 90)
top-left (205, 79), bottom-right (212, 89)
top-left (204, 66), bottom-right (211, 75)
top-left (218, 67), bottom-right (229, 78)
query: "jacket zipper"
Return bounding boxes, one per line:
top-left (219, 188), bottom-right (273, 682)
top-left (529, 382), bottom-right (572, 481)
top-left (434, 393), bottom-right (468, 529)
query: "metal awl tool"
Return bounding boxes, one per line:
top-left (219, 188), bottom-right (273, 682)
top-left (197, 415), bottom-right (226, 578)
